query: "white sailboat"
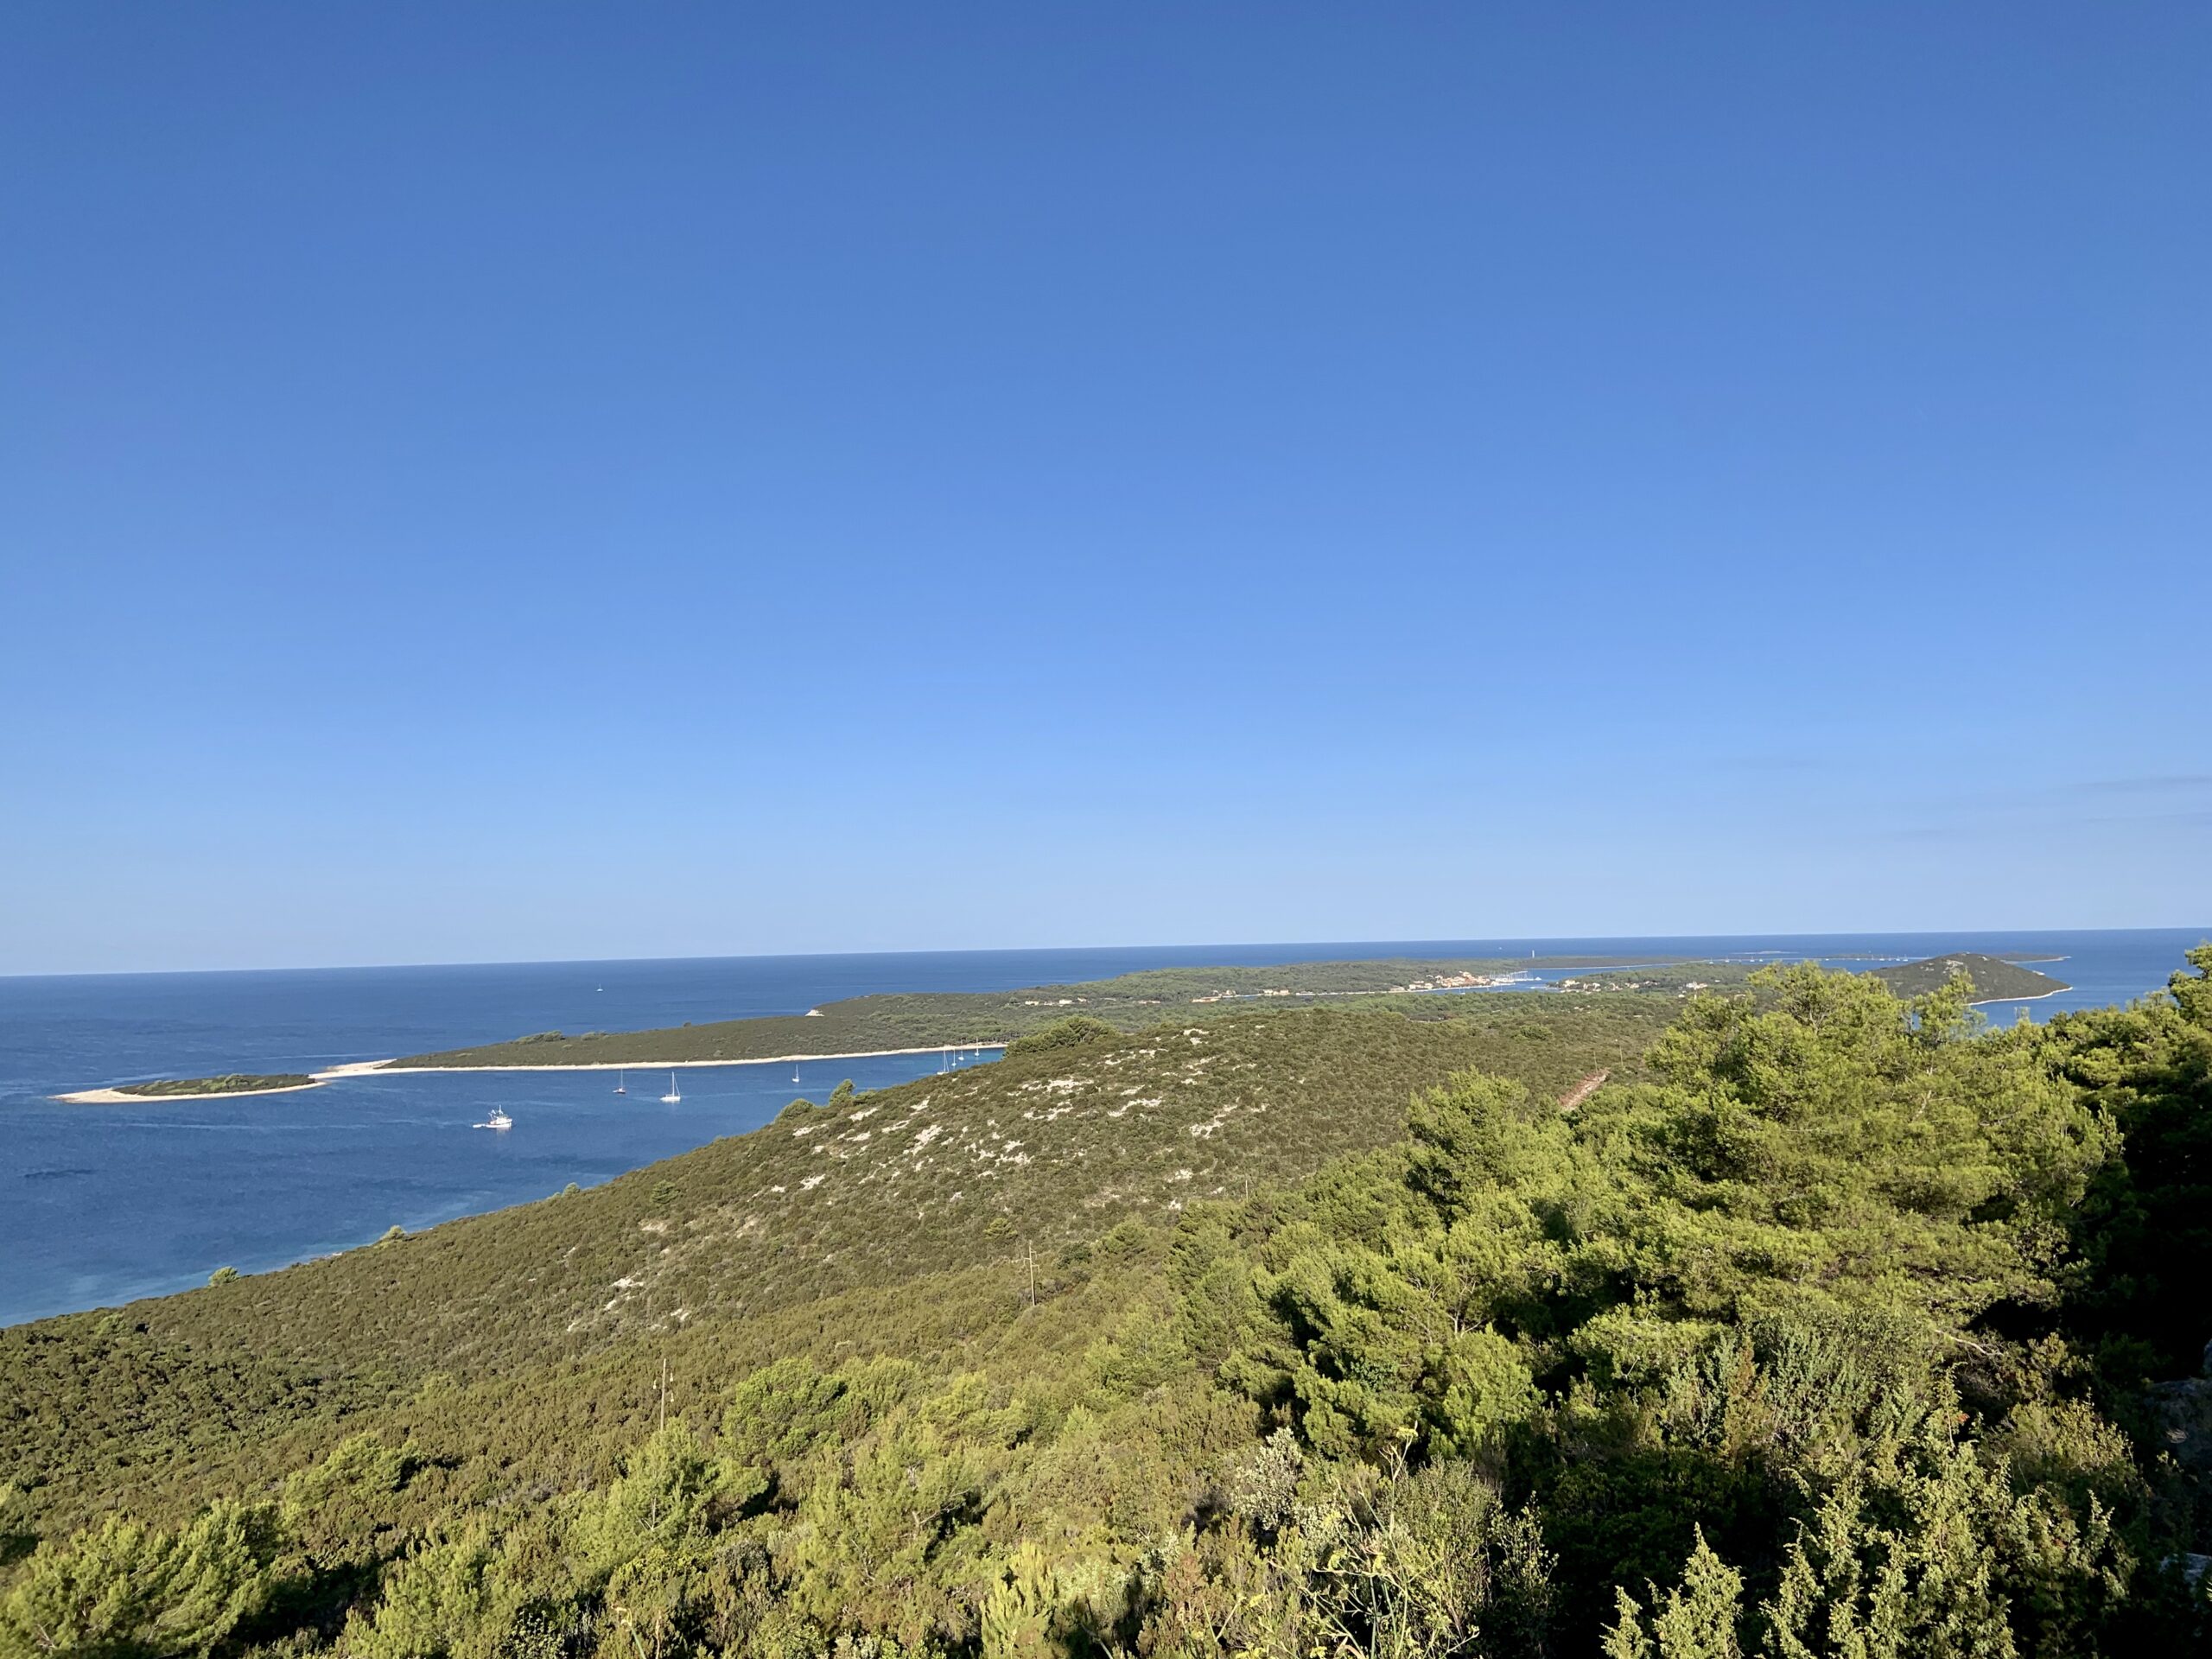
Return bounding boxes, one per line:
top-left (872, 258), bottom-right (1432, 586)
top-left (659, 1071), bottom-right (682, 1103)
top-left (614, 1068), bottom-right (626, 1096)
top-left (791, 1065), bottom-right (801, 1084)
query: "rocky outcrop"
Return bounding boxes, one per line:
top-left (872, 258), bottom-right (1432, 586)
top-left (2149, 1342), bottom-right (2212, 1588)
top-left (2151, 1371), bottom-right (2212, 1478)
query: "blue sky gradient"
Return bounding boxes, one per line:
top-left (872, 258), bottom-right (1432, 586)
top-left (3, 5), bottom-right (2206, 973)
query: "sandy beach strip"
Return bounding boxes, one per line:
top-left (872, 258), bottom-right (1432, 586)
top-left (57, 1079), bottom-right (327, 1105)
top-left (1967, 988), bottom-right (2066, 1006)
top-left (57, 1043), bottom-right (1007, 1102)
top-left (345, 1043), bottom-right (1008, 1077)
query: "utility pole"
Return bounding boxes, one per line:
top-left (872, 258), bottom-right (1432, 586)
top-left (1026, 1237), bottom-right (1036, 1308)
top-left (658, 1354), bottom-right (669, 1434)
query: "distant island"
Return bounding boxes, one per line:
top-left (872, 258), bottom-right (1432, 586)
top-left (1872, 951), bottom-right (2070, 1003)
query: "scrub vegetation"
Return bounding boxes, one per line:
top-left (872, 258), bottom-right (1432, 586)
top-left (4, 954), bottom-right (2209, 1657)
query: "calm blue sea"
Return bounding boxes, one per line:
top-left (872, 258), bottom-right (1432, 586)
top-left (2, 930), bottom-right (2202, 1327)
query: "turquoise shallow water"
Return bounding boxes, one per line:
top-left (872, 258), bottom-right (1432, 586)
top-left (3, 930), bottom-right (2202, 1326)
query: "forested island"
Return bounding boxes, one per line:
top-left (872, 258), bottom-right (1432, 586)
top-left (5, 949), bottom-right (2210, 1656)
top-left (1873, 950), bottom-right (2071, 1002)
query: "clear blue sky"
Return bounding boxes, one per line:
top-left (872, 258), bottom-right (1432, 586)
top-left (3, 6), bottom-right (2206, 975)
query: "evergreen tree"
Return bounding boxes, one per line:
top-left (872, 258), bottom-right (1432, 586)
top-left (1605, 1530), bottom-right (1744, 1659)
top-left (0, 1501), bottom-right (282, 1659)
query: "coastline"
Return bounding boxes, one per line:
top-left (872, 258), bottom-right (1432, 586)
top-left (56, 1044), bottom-right (1007, 1102)
top-left (350, 1043), bottom-right (1008, 1077)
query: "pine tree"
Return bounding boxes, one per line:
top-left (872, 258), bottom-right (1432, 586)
top-left (1605, 1531), bottom-right (1743, 1659)
top-left (0, 1500), bottom-right (283, 1659)
top-left (981, 1543), bottom-right (1057, 1659)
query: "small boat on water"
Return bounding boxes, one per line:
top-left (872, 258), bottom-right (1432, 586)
top-left (659, 1071), bottom-right (682, 1103)
top-left (475, 1110), bottom-right (513, 1131)
top-left (614, 1068), bottom-right (626, 1096)
top-left (791, 1065), bottom-right (800, 1084)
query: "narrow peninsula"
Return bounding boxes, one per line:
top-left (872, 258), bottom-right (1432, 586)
top-left (60, 1073), bottom-right (323, 1105)
top-left (58, 954), bottom-right (1751, 1098)
top-left (382, 957), bottom-right (1649, 1071)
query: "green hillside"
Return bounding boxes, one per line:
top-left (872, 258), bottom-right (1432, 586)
top-left (1871, 950), bottom-right (2069, 1001)
top-left (5, 953), bottom-right (2211, 1658)
top-left (2, 997), bottom-right (1663, 1532)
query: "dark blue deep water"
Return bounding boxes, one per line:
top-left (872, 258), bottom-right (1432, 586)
top-left (3, 931), bottom-right (2202, 1326)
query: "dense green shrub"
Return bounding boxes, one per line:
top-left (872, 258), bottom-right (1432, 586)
top-left (0, 1502), bottom-right (283, 1659)
top-left (1004, 1016), bottom-right (1120, 1058)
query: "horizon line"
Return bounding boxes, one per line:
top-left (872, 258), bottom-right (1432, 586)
top-left (7, 924), bottom-right (2207, 984)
